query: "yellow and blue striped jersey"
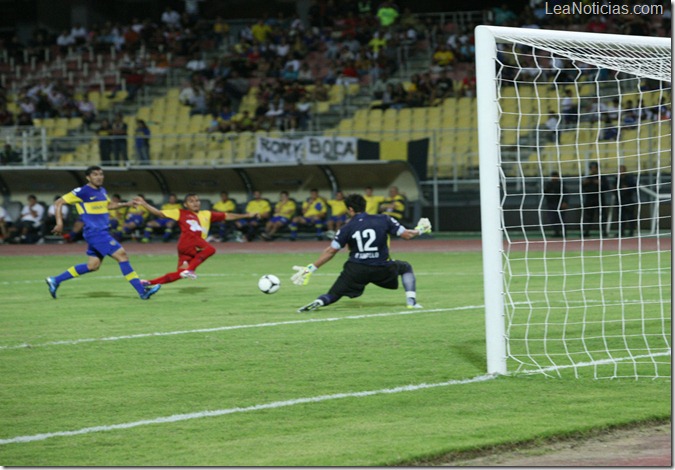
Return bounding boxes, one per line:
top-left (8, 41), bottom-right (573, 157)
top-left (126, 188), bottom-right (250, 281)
top-left (62, 185), bottom-right (110, 235)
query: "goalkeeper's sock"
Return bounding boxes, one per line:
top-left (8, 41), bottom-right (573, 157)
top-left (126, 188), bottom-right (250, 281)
top-left (54, 263), bottom-right (90, 284)
top-left (318, 293), bottom-right (338, 306)
top-left (401, 271), bottom-right (416, 293)
top-left (406, 292), bottom-right (418, 307)
top-left (119, 261), bottom-right (145, 295)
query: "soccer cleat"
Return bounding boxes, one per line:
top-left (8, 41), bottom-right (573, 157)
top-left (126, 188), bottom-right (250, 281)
top-left (297, 300), bottom-right (323, 313)
top-left (46, 277), bottom-right (59, 299)
top-left (179, 270), bottom-right (197, 280)
top-left (140, 284), bottom-right (161, 300)
top-left (407, 302), bottom-right (423, 309)
top-left (140, 279), bottom-right (151, 287)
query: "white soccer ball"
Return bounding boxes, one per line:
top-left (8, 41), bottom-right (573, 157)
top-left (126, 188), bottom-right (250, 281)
top-left (258, 274), bottom-right (280, 294)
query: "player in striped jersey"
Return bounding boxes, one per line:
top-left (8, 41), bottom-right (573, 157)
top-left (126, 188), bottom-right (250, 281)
top-left (45, 166), bottom-right (161, 300)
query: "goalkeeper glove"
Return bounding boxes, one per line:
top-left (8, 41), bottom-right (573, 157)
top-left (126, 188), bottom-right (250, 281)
top-left (291, 264), bottom-right (317, 286)
top-left (415, 217), bottom-right (432, 234)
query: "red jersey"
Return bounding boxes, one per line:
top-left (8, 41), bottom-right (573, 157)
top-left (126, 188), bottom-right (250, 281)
top-left (163, 209), bottom-right (226, 243)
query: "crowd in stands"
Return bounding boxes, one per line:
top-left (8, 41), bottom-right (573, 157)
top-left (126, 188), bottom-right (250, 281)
top-left (0, 1), bottom-right (670, 154)
top-left (0, 185), bottom-right (409, 245)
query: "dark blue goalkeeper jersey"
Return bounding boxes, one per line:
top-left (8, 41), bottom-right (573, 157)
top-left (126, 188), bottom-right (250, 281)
top-left (332, 213), bottom-right (405, 266)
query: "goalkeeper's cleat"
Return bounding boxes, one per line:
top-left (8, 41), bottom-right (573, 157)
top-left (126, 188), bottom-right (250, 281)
top-left (46, 277), bottom-right (59, 299)
top-left (140, 284), bottom-right (161, 300)
top-left (297, 299), bottom-right (324, 313)
top-left (179, 270), bottom-right (197, 280)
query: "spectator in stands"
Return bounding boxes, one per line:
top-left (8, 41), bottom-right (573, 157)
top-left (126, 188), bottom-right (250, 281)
top-left (457, 68), bottom-right (476, 97)
top-left (134, 119), bottom-right (151, 164)
top-left (121, 193), bottom-right (151, 240)
top-left (0, 204), bottom-right (12, 243)
top-left (209, 190), bottom-right (237, 242)
top-left (213, 16), bottom-right (230, 47)
top-left (297, 63), bottom-right (315, 85)
top-left (600, 115), bottom-right (618, 141)
top-left (582, 161), bottom-right (610, 238)
top-left (107, 193), bottom-right (126, 242)
top-left (364, 186), bottom-right (385, 214)
top-left (614, 164), bottom-right (637, 238)
top-left (186, 52), bottom-right (208, 76)
top-left (430, 68), bottom-right (455, 104)
top-left (141, 193), bottom-right (181, 242)
top-left (161, 6), bottom-right (182, 29)
top-left (97, 118), bottom-right (113, 165)
top-left (110, 113), bottom-right (128, 164)
top-left (234, 190), bottom-right (271, 242)
top-left (43, 195), bottom-right (69, 239)
top-left (543, 112), bottom-right (560, 143)
top-left (492, 3), bottom-right (518, 25)
top-left (70, 23), bottom-right (88, 46)
top-left (261, 190), bottom-right (297, 241)
top-left (378, 185), bottom-right (406, 220)
top-left (430, 44), bottom-right (455, 73)
top-left (325, 190), bottom-right (348, 237)
top-left (56, 29), bottom-right (75, 55)
top-left (8, 194), bottom-right (44, 244)
top-left (0, 143), bottom-right (20, 165)
top-left (376, 1), bottom-right (400, 29)
top-left (0, 103), bottom-right (15, 127)
top-left (311, 79), bottom-right (330, 102)
top-left (289, 188), bottom-right (327, 241)
top-left (560, 89), bottom-right (577, 125)
top-left (543, 171), bottom-right (568, 237)
top-left (77, 93), bottom-right (97, 130)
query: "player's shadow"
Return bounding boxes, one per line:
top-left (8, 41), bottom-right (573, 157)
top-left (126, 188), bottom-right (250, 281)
top-left (177, 286), bottom-right (209, 295)
top-left (86, 291), bottom-right (128, 299)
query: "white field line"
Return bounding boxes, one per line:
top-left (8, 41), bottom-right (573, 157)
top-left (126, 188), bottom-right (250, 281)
top-left (0, 306), bottom-right (481, 351)
top-left (0, 374), bottom-right (497, 446)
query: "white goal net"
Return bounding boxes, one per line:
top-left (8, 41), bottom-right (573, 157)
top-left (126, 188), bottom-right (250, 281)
top-left (475, 26), bottom-right (671, 379)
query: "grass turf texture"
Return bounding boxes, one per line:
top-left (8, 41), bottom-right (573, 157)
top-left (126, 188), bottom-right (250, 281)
top-left (0, 251), bottom-right (670, 465)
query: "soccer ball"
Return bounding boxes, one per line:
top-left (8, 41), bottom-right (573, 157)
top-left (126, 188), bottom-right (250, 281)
top-left (258, 274), bottom-right (280, 294)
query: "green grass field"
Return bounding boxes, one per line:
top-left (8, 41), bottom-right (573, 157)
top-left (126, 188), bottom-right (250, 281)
top-left (0, 250), bottom-right (670, 465)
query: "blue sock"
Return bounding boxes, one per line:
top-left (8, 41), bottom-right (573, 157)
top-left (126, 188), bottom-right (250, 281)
top-left (119, 261), bottom-right (145, 296)
top-left (54, 263), bottom-right (90, 284)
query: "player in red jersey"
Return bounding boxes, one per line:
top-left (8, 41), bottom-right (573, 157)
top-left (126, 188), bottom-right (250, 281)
top-left (134, 193), bottom-right (257, 285)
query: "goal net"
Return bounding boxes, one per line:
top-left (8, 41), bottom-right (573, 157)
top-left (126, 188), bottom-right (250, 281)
top-left (475, 26), bottom-right (671, 379)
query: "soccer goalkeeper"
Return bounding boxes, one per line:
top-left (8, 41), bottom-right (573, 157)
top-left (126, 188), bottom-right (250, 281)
top-left (291, 193), bottom-right (431, 312)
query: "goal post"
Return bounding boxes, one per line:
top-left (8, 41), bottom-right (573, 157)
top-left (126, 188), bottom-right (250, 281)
top-left (475, 25), bottom-right (671, 379)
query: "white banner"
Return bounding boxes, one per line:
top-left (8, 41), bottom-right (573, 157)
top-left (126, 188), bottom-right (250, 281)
top-left (255, 136), bottom-right (358, 163)
top-left (304, 136), bottom-right (357, 162)
top-left (255, 137), bottom-right (304, 163)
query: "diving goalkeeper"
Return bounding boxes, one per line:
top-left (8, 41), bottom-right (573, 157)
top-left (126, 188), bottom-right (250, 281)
top-left (291, 193), bottom-right (431, 312)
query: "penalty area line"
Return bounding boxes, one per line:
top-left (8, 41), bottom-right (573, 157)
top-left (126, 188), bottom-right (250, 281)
top-left (0, 305), bottom-right (483, 351)
top-left (0, 374), bottom-right (497, 446)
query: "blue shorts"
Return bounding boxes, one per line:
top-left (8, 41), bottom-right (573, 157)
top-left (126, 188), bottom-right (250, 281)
top-left (270, 216), bottom-right (289, 224)
top-left (152, 217), bottom-right (174, 228)
top-left (329, 214), bottom-right (348, 224)
top-left (125, 214), bottom-right (145, 226)
top-left (85, 231), bottom-right (123, 258)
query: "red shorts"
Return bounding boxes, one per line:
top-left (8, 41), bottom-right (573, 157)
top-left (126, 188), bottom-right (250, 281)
top-left (176, 238), bottom-right (213, 268)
